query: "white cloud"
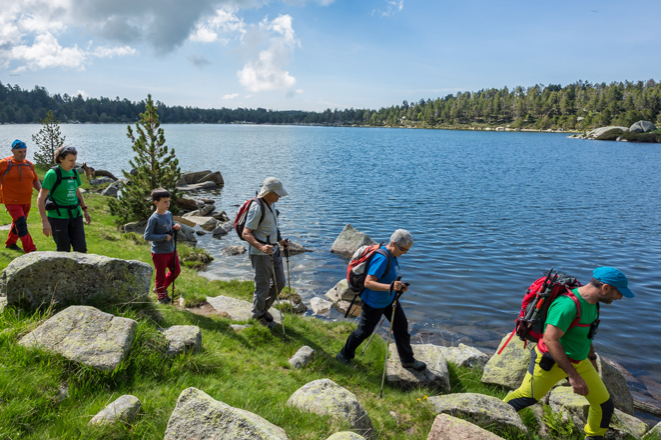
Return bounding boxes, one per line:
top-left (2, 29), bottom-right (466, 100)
top-left (76, 90), bottom-right (89, 98)
top-left (237, 14), bottom-right (300, 93)
top-left (245, 94), bottom-right (253, 98)
top-left (92, 45), bottom-right (138, 58)
top-left (190, 8), bottom-right (246, 44)
top-left (375, 0), bottom-right (404, 17)
top-left (223, 93), bottom-right (239, 99)
top-left (10, 33), bottom-right (87, 70)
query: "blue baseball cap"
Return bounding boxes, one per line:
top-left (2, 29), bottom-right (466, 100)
top-left (593, 267), bottom-right (634, 298)
top-left (11, 139), bottom-right (26, 149)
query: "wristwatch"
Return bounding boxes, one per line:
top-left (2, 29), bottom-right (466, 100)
top-left (588, 355), bottom-right (597, 361)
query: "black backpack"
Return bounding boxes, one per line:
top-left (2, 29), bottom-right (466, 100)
top-left (44, 166), bottom-right (81, 218)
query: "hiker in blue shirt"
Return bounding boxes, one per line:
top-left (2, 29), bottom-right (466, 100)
top-left (336, 229), bottom-right (426, 371)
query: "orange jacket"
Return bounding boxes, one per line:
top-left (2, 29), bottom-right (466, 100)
top-left (0, 156), bottom-right (38, 205)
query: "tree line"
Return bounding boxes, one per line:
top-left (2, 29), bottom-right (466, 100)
top-left (1, 79), bottom-right (660, 130)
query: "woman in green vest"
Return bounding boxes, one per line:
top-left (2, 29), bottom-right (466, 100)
top-left (37, 146), bottom-right (91, 252)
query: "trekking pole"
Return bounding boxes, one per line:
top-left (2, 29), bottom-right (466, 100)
top-left (172, 230), bottom-right (178, 303)
top-left (267, 236), bottom-right (286, 340)
top-left (360, 282), bottom-right (409, 356)
top-left (380, 276), bottom-right (402, 398)
top-left (284, 240), bottom-right (295, 316)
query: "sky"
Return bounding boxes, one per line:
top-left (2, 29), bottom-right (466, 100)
top-left (1, 0), bottom-right (660, 112)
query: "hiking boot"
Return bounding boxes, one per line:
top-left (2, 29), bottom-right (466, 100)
top-left (158, 296), bottom-right (172, 305)
top-left (256, 315), bottom-right (276, 328)
top-left (263, 310), bottom-right (274, 322)
top-left (335, 352), bottom-right (351, 366)
top-left (5, 244), bottom-right (22, 251)
top-left (401, 359), bottom-right (427, 371)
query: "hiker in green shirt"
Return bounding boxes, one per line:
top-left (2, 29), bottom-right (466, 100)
top-left (504, 267), bottom-right (635, 440)
top-left (37, 146), bottom-right (91, 252)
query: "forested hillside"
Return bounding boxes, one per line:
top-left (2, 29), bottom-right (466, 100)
top-left (1, 79), bottom-right (660, 131)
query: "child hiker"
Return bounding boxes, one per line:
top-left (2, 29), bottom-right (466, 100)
top-left (144, 188), bottom-right (181, 304)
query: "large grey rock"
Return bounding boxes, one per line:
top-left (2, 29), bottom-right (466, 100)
top-left (289, 346), bottom-right (315, 368)
top-left (19, 306), bottom-right (137, 371)
top-left (123, 219), bottom-right (148, 234)
top-left (330, 224), bottom-right (377, 258)
top-left (198, 171), bottom-right (224, 186)
top-left (212, 221), bottom-right (234, 237)
top-left (183, 204), bottom-right (215, 217)
top-left (174, 197), bottom-right (201, 211)
top-left (597, 355), bottom-right (635, 415)
top-left (310, 297), bottom-right (332, 315)
top-left (212, 210), bottom-right (230, 222)
top-left (221, 245), bottom-right (246, 256)
top-left (326, 433), bottom-right (366, 440)
top-left (287, 379), bottom-right (374, 439)
top-left (481, 333), bottom-right (534, 390)
top-left (165, 387), bottom-right (288, 440)
top-left (178, 170), bottom-right (213, 185)
top-left (0, 252), bottom-right (152, 309)
top-left (630, 120), bottom-right (657, 133)
top-left (386, 343), bottom-right (451, 392)
top-left (427, 414), bottom-right (505, 440)
top-left (439, 344), bottom-right (489, 369)
top-left (89, 395), bottom-right (141, 425)
top-left (177, 224), bottom-right (197, 245)
top-left (549, 387), bottom-right (648, 439)
top-left (286, 241), bottom-right (313, 256)
top-left (206, 295), bottom-right (282, 323)
top-left (101, 183), bottom-right (118, 198)
top-left (184, 216), bottom-right (218, 231)
top-left (325, 279), bottom-right (358, 303)
top-left (163, 325), bottom-right (201, 357)
top-left (90, 177), bottom-right (114, 185)
top-left (428, 393), bottom-right (527, 437)
top-left (587, 126), bottom-right (629, 140)
top-left (177, 181), bottom-right (218, 192)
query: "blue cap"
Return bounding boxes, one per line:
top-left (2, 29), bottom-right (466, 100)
top-left (11, 140), bottom-right (26, 149)
top-left (593, 267), bottom-right (634, 298)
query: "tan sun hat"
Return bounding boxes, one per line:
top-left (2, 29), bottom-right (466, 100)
top-left (258, 177), bottom-right (289, 197)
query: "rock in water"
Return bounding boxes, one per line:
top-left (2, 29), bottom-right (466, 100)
top-left (165, 387), bottom-right (288, 440)
top-left (629, 120), bottom-right (657, 133)
top-left (427, 393), bottom-right (527, 437)
top-left (287, 379), bottom-right (374, 439)
top-left (178, 170), bottom-right (213, 185)
top-left (325, 279), bottom-right (357, 303)
top-left (288, 346), bottom-right (315, 368)
top-left (163, 326), bottom-right (201, 357)
top-left (597, 355), bottom-right (634, 415)
top-left (0, 252), bottom-right (152, 309)
top-left (586, 126), bottom-right (629, 140)
top-left (221, 245), bottom-right (246, 256)
top-left (198, 171), bottom-right (224, 186)
top-left (330, 224), bottom-right (377, 258)
top-left (386, 343), bottom-right (451, 393)
top-left (184, 216), bottom-right (219, 231)
top-left (174, 197), bottom-right (201, 211)
top-left (89, 395), bottom-right (141, 425)
top-left (481, 333), bottom-right (534, 390)
top-left (427, 414), bottom-right (506, 440)
top-left (19, 306), bottom-right (137, 371)
top-left (212, 221), bottom-right (234, 237)
top-left (286, 241), bottom-right (313, 256)
top-left (310, 297), bottom-right (332, 315)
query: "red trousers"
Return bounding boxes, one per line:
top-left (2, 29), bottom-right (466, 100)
top-left (5, 204), bottom-right (36, 252)
top-left (151, 251), bottom-right (181, 299)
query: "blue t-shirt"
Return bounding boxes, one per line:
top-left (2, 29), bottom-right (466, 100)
top-left (361, 246), bottom-right (400, 309)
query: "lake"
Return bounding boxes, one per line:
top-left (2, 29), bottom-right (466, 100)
top-left (3, 123), bottom-right (660, 389)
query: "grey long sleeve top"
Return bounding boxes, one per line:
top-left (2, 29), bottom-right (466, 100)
top-left (144, 211), bottom-right (175, 254)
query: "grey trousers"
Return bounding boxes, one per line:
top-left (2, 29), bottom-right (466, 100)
top-left (250, 247), bottom-right (286, 318)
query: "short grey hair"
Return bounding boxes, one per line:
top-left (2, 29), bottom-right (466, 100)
top-left (390, 229), bottom-right (413, 247)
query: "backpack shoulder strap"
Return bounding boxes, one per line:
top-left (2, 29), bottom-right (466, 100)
top-left (563, 288), bottom-right (591, 330)
top-left (374, 247), bottom-right (392, 278)
top-left (49, 166), bottom-right (63, 195)
top-left (0, 159), bottom-right (12, 186)
top-left (254, 198), bottom-right (267, 225)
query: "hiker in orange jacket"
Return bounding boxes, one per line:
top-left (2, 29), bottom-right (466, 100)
top-left (0, 140), bottom-right (41, 253)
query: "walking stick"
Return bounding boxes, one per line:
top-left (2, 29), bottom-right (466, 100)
top-left (380, 276), bottom-right (403, 398)
top-left (172, 229), bottom-right (178, 303)
top-left (284, 240), bottom-right (295, 315)
top-left (267, 236), bottom-right (286, 340)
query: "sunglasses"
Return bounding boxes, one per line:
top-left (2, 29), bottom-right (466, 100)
top-left (61, 146), bottom-right (77, 153)
top-left (396, 243), bottom-right (410, 253)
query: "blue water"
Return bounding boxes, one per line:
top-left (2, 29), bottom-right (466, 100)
top-left (3, 124), bottom-right (661, 385)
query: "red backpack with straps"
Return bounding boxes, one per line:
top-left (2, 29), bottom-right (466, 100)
top-left (498, 269), bottom-right (598, 355)
top-left (0, 157), bottom-right (36, 204)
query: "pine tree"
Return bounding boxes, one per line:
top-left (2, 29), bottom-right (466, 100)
top-left (32, 111), bottom-right (66, 166)
top-left (109, 95), bottom-right (181, 224)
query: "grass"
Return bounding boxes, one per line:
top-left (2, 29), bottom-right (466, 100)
top-left (0, 165), bottom-right (590, 439)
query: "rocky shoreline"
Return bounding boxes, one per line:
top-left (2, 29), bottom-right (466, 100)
top-left (567, 120), bottom-right (660, 143)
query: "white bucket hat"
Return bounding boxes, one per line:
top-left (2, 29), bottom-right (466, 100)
top-left (258, 177), bottom-right (289, 197)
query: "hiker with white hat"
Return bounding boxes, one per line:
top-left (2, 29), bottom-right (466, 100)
top-left (241, 177), bottom-right (290, 328)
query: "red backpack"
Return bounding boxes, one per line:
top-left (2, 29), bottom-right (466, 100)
top-left (235, 197), bottom-right (266, 241)
top-left (498, 269), bottom-right (597, 355)
top-left (343, 243), bottom-right (391, 318)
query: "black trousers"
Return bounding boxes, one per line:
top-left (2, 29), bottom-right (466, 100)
top-left (340, 300), bottom-right (414, 363)
top-left (48, 215), bottom-right (87, 253)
